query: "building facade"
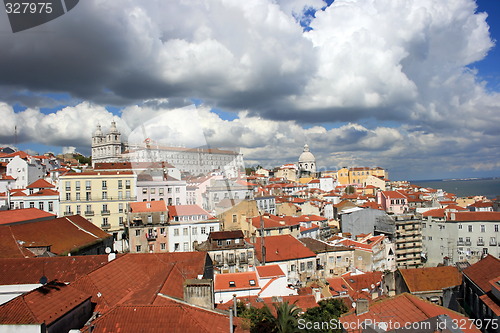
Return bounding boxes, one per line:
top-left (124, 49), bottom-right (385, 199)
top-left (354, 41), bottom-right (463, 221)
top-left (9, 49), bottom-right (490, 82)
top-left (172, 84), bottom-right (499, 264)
top-left (59, 171), bottom-right (137, 251)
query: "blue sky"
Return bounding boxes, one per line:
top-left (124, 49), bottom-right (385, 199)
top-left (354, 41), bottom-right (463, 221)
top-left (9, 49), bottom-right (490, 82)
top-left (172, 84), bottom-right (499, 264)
top-left (0, 0), bottom-right (499, 181)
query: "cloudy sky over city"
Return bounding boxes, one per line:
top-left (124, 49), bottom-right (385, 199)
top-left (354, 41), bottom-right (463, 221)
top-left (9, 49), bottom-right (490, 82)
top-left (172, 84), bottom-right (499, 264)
top-left (0, 0), bottom-right (499, 180)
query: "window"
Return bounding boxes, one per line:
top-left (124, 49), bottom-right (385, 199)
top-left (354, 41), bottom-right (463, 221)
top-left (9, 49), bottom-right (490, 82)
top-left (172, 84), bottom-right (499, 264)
top-left (176, 187), bottom-right (180, 193)
top-left (428, 236), bottom-right (433, 241)
top-left (65, 181), bottom-right (71, 191)
top-left (229, 281), bottom-right (236, 288)
top-left (39, 202), bottom-right (44, 210)
top-left (136, 245), bottom-right (142, 252)
top-left (142, 188), bottom-right (147, 194)
top-left (126, 191), bottom-right (131, 199)
top-left (136, 229), bottom-right (141, 236)
top-left (119, 216), bottom-right (123, 225)
top-left (66, 193), bottom-right (71, 200)
top-left (300, 262), bottom-right (305, 271)
top-left (468, 225), bottom-right (473, 232)
top-left (232, 214), bottom-right (237, 223)
top-left (118, 191), bottom-right (123, 199)
top-left (176, 198), bottom-right (180, 205)
top-left (249, 279), bottom-right (256, 286)
top-left (307, 261), bottom-right (313, 270)
top-left (210, 226), bottom-right (215, 232)
top-left (466, 237), bottom-right (471, 243)
top-left (496, 225), bottom-right (499, 232)
top-left (174, 243), bottom-right (179, 251)
top-left (160, 228), bottom-right (165, 234)
top-left (174, 229), bottom-right (179, 236)
top-left (76, 205), bottom-right (81, 214)
top-left (118, 180), bottom-right (123, 189)
top-left (126, 180), bottom-right (131, 189)
top-left (102, 192), bottom-right (107, 200)
top-left (48, 201), bottom-right (53, 212)
top-left (458, 224), bottom-right (463, 230)
top-left (86, 192), bottom-right (91, 200)
top-left (159, 188), bottom-right (164, 195)
top-left (30, 202), bottom-right (35, 208)
top-left (102, 181), bottom-right (107, 189)
top-left (161, 243), bottom-right (166, 250)
top-left (119, 203), bottom-right (124, 213)
top-left (192, 227), bottom-right (197, 235)
top-left (183, 242), bottom-right (189, 251)
top-left (86, 204), bottom-right (92, 212)
top-left (75, 181), bottom-right (80, 191)
top-left (102, 217), bottom-right (109, 225)
top-left (168, 187), bottom-right (172, 193)
top-left (291, 264), bottom-right (296, 271)
top-left (86, 180), bottom-right (91, 190)
top-left (481, 225), bottom-right (485, 233)
top-left (151, 188), bottom-right (156, 194)
top-left (183, 228), bottom-right (188, 236)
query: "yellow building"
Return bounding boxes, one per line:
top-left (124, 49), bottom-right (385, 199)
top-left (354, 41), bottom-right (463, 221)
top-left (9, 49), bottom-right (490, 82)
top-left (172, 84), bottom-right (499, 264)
top-left (336, 167), bottom-right (388, 186)
top-left (218, 199), bottom-right (259, 237)
top-left (59, 171), bottom-right (137, 248)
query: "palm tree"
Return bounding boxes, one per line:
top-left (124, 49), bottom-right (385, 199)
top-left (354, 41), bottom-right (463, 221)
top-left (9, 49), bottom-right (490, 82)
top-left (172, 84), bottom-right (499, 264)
top-left (266, 301), bottom-right (302, 333)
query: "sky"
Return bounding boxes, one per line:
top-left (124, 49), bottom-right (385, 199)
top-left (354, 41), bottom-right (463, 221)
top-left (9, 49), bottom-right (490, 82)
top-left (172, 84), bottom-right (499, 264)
top-left (0, 0), bottom-right (500, 181)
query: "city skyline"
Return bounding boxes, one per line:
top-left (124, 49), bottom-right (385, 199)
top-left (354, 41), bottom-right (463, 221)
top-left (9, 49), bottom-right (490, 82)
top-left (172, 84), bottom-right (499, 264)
top-left (0, 0), bottom-right (500, 181)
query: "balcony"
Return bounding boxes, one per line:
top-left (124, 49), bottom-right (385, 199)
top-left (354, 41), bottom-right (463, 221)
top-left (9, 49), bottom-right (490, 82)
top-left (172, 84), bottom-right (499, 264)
top-left (101, 210), bottom-right (111, 216)
top-left (477, 240), bottom-right (485, 246)
top-left (457, 240), bottom-right (464, 246)
top-left (239, 256), bottom-right (248, 264)
top-left (465, 241), bottom-right (471, 246)
top-left (146, 233), bottom-right (157, 241)
top-left (101, 224), bottom-right (111, 230)
top-left (63, 211), bottom-right (74, 216)
top-left (490, 240), bottom-right (497, 246)
top-left (84, 211), bottom-right (94, 216)
top-left (213, 259), bottom-right (224, 267)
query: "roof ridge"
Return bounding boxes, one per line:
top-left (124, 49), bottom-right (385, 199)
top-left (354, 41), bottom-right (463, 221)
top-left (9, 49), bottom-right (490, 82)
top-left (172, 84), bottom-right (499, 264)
top-left (20, 290), bottom-right (40, 323)
top-left (8, 225), bottom-right (29, 258)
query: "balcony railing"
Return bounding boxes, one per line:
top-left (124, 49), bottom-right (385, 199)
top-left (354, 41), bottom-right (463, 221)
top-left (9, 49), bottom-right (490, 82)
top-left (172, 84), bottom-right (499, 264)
top-left (101, 224), bottom-right (111, 230)
top-left (490, 240), bottom-right (497, 246)
top-left (465, 241), bottom-right (471, 246)
top-left (146, 233), bottom-right (157, 241)
top-left (457, 241), bottom-right (464, 246)
top-left (477, 240), bottom-right (485, 246)
top-left (62, 196), bottom-right (137, 202)
top-left (63, 211), bottom-right (73, 216)
top-left (84, 211), bottom-right (94, 216)
top-left (101, 210), bottom-right (111, 216)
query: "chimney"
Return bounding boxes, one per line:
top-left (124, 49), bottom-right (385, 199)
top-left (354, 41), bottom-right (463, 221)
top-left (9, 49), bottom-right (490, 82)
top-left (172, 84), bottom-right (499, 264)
top-left (355, 298), bottom-right (369, 315)
top-left (183, 279), bottom-right (214, 309)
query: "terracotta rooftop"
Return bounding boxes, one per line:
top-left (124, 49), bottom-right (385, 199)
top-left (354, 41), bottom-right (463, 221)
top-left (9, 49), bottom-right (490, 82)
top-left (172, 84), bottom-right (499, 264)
top-left (87, 297), bottom-right (247, 333)
top-left (340, 293), bottom-right (481, 333)
top-left (26, 179), bottom-right (55, 189)
top-left (300, 237), bottom-right (352, 253)
top-left (448, 211), bottom-right (500, 221)
top-left (0, 208), bottom-right (56, 225)
top-left (399, 266), bottom-right (462, 293)
top-left (0, 255), bottom-right (110, 285)
top-left (129, 200), bottom-right (167, 213)
top-left (256, 264), bottom-right (285, 278)
top-left (168, 204), bottom-right (211, 217)
top-left (248, 234), bottom-right (316, 263)
top-left (70, 252), bottom-right (209, 314)
top-left (62, 170), bottom-right (134, 176)
top-left (214, 271), bottom-right (259, 292)
top-left (29, 189), bottom-right (59, 196)
top-left (209, 230), bottom-right (244, 240)
top-left (462, 254), bottom-right (500, 293)
top-left (0, 282), bottom-right (91, 326)
top-left (0, 215), bottom-right (111, 257)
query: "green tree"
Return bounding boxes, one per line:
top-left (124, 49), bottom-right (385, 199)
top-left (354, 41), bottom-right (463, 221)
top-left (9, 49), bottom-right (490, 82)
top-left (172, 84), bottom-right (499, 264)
top-left (299, 299), bottom-right (349, 333)
top-left (344, 185), bottom-right (355, 194)
top-left (271, 301), bottom-right (302, 333)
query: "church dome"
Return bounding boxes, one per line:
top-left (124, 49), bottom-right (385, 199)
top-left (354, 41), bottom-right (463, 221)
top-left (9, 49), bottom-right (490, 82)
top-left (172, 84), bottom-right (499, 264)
top-left (299, 144), bottom-right (315, 163)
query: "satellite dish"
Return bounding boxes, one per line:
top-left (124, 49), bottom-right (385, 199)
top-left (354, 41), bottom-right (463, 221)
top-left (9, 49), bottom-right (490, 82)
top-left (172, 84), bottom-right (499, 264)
top-left (39, 276), bottom-right (48, 285)
top-left (105, 247), bottom-right (111, 254)
top-left (352, 302), bottom-right (356, 308)
top-left (371, 284), bottom-right (375, 289)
